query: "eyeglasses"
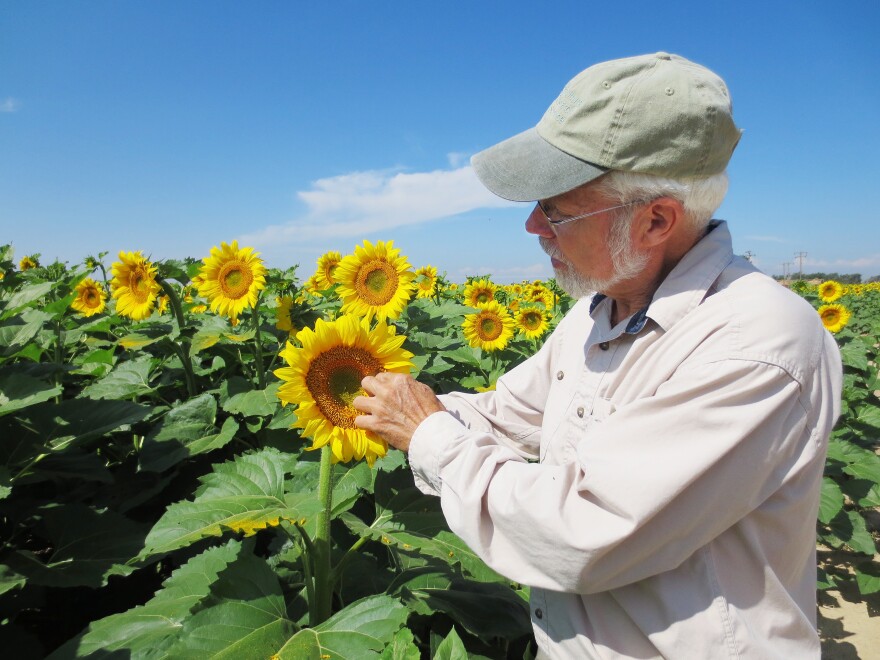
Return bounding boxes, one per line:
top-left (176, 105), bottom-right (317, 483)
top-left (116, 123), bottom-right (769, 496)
top-left (536, 199), bottom-right (651, 227)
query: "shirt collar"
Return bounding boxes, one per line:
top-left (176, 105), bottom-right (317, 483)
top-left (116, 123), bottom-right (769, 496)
top-left (588, 220), bottom-right (735, 334)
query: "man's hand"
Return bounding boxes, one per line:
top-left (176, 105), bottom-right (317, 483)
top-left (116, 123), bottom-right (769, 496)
top-left (353, 372), bottom-right (445, 452)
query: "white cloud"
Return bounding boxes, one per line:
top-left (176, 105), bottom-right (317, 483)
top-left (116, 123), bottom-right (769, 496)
top-left (446, 152), bottom-right (470, 168)
top-left (1, 98), bottom-right (21, 113)
top-left (237, 165), bottom-right (518, 247)
top-left (453, 262), bottom-right (551, 281)
top-left (806, 254), bottom-right (880, 270)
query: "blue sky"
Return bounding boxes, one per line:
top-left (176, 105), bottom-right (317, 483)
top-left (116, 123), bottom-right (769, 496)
top-left (2, 1), bottom-right (878, 282)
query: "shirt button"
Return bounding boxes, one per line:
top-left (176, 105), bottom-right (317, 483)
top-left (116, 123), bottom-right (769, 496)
top-left (535, 608), bottom-right (543, 619)
top-left (599, 341), bottom-right (610, 350)
top-left (556, 371), bottom-right (564, 380)
top-left (576, 407), bottom-right (585, 418)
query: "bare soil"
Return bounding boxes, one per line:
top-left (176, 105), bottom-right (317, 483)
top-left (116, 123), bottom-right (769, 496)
top-left (818, 542), bottom-right (880, 659)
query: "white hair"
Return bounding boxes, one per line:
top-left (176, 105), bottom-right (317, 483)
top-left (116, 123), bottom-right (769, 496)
top-left (593, 170), bottom-right (729, 233)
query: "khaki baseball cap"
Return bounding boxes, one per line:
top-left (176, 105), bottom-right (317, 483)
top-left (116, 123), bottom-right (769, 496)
top-left (471, 52), bottom-right (742, 202)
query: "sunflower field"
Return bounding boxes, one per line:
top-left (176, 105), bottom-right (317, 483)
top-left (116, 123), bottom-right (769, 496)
top-left (0, 241), bottom-right (877, 659)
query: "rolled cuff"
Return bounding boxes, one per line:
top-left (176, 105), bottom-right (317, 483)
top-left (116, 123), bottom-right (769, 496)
top-left (408, 410), bottom-right (466, 496)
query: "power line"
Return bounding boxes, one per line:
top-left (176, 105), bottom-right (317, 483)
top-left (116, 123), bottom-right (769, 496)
top-left (794, 252), bottom-right (807, 279)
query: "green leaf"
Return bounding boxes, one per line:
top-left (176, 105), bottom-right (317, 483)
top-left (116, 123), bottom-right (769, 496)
top-left (443, 347), bottom-right (483, 368)
top-left (432, 627), bottom-right (468, 660)
top-left (15, 448), bottom-right (113, 485)
top-left (48, 539), bottom-right (246, 659)
top-left (16, 398), bottom-right (154, 451)
top-left (117, 331), bottom-right (165, 349)
top-left (139, 448), bottom-right (322, 559)
top-left (331, 461), bottom-right (376, 516)
top-left (855, 404), bottom-right (880, 430)
top-left (0, 281), bottom-right (53, 318)
top-left (0, 372), bottom-right (61, 417)
top-left (829, 510), bottom-right (877, 555)
top-left (191, 328), bottom-right (223, 353)
top-left (817, 566), bottom-right (837, 591)
top-left (417, 580), bottom-right (531, 641)
top-left (819, 478), bottom-right (845, 524)
top-left (839, 338), bottom-right (871, 371)
top-left (0, 466), bottom-right (10, 499)
top-left (273, 595), bottom-right (409, 659)
top-left (855, 559), bottom-right (880, 596)
top-left (6, 504), bottom-right (147, 588)
top-left (166, 547), bottom-right (293, 659)
top-left (222, 382), bottom-right (281, 417)
top-left (0, 563), bottom-right (27, 596)
top-left (139, 393), bottom-right (238, 472)
top-left (379, 627), bottom-right (421, 660)
top-left (842, 451), bottom-right (880, 483)
top-left (79, 354), bottom-right (155, 400)
top-left (0, 311), bottom-right (51, 357)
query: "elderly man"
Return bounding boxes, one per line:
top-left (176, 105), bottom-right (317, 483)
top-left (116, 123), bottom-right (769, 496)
top-left (353, 53), bottom-right (842, 658)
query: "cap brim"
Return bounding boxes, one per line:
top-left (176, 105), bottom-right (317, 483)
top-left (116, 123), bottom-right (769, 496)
top-left (471, 127), bottom-right (607, 202)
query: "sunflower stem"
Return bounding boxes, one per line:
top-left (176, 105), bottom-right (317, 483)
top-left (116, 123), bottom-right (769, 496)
top-left (251, 299), bottom-right (267, 389)
top-left (312, 444), bottom-right (335, 625)
top-left (156, 277), bottom-right (197, 398)
top-left (53, 321), bottom-right (64, 403)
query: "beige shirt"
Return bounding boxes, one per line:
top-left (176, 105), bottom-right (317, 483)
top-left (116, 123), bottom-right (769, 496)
top-left (409, 222), bottom-right (842, 659)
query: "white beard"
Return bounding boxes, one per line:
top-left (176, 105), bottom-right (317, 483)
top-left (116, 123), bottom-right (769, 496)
top-left (540, 217), bottom-right (648, 299)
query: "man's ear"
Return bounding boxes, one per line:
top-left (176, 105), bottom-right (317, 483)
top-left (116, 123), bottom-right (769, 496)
top-left (633, 197), bottom-right (685, 249)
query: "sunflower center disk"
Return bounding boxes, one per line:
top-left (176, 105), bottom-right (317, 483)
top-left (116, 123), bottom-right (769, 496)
top-left (478, 314), bottom-right (503, 341)
top-left (131, 271), bottom-right (150, 303)
top-left (219, 261), bottom-right (254, 300)
top-left (523, 313), bottom-right (541, 330)
top-left (306, 346), bottom-right (383, 429)
top-left (355, 260), bottom-right (398, 306)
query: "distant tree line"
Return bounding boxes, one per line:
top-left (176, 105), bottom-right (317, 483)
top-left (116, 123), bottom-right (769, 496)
top-left (770, 272), bottom-right (880, 284)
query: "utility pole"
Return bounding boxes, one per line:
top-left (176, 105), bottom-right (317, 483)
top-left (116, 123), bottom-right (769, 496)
top-left (743, 250), bottom-right (755, 263)
top-left (794, 252), bottom-right (807, 279)
top-left (782, 262), bottom-right (792, 279)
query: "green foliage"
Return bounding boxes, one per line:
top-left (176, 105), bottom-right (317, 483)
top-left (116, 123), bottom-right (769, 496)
top-left (0, 248), bottom-right (875, 658)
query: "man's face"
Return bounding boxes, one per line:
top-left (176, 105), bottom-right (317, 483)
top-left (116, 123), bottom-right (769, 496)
top-left (525, 184), bottom-right (648, 299)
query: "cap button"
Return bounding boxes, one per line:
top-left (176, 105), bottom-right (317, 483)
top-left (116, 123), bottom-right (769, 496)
top-left (656, 52), bottom-right (672, 60)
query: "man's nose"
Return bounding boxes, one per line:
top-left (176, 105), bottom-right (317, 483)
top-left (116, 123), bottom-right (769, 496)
top-left (525, 203), bottom-right (554, 238)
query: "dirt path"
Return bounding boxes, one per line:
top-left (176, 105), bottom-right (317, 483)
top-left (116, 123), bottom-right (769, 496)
top-left (819, 590), bottom-right (880, 659)
top-left (818, 545), bottom-right (880, 659)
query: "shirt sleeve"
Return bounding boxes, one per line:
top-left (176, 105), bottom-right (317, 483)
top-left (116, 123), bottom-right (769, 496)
top-left (408, 356), bottom-right (821, 594)
top-left (424, 314), bottom-right (568, 465)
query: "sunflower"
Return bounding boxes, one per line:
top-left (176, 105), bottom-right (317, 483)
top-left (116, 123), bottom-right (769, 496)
top-left (334, 240), bottom-right (415, 322)
top-left (71, 277), bottom-right (107, 317)
top-left (275, 314), bottom-right (414, 466)
top-left (19, 256), bottom-right (39, 271)
top-left (463, 278), bottom-right (499, 308)
top-left (415, 266), bottom-right (438, 299)
top-left (315, 251), bottom-right (342, 290)
top-left (524, 283), bottom-right (554, 308)
top-left (191, 304), bottom-right (208, 314)
top-left (817, 280), bottom-right (844, 303)
top-left (516, 307), bottom-right (550, 339)
top-left (275, 296), bottom-right (296, 333)
top-left (197, 241), bottom-right (267, 321)
top-left (156, 295), bottom-right (170, 315)
top-left (110, 251), bottom-right (161, 320)
top-left (462, 300), bottom-right (515, 351)
top-left (817, 304), bottom-right (851, 333)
